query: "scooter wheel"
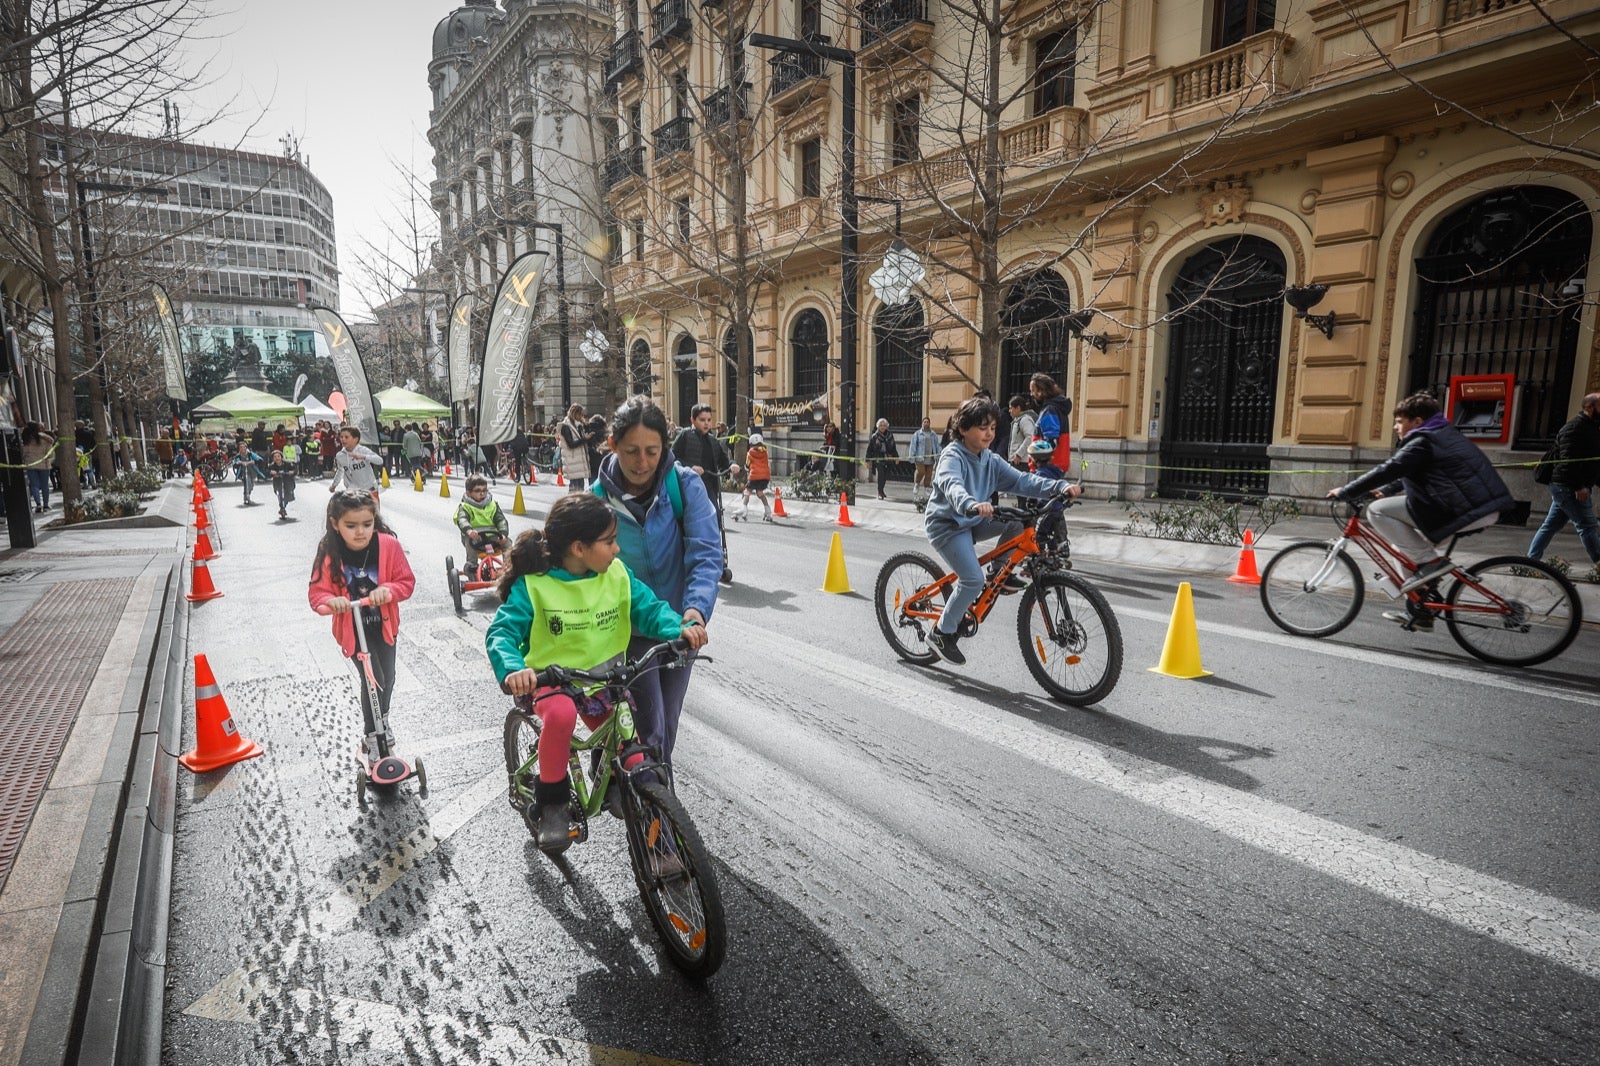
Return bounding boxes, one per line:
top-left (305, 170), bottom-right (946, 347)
top-left (356, 768), bottom-right (369, 812)
top-left (414, 757), bottom-right (428, 799)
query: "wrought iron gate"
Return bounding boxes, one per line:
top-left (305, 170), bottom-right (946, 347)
top-left (1159, 237), bottom-right (1286, 498)
top-left (873, 302), bottom-right (926, 481)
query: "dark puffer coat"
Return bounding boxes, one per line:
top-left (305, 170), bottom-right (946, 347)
top-left (1336, 413), bottom-right (1513, 541)
top-left (1548, 410), bottom-right (1600, 488)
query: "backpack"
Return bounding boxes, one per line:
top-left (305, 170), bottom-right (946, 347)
top-left (1532, 444), bottom-right (1558, 485)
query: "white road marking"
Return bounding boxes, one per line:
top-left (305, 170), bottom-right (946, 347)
top-left (715, 615), bottom-right (1600, 979)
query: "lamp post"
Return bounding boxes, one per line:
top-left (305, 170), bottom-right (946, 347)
top-left (524, 221), bottom-right (571, 409)
top-left (750, 32), bottom-right (859, 488)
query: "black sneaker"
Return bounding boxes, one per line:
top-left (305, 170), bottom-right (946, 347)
top-left (1398, 557), bottom-right (1454, 593)
top-left (1382, 609), bottom-right (1435, 632)
top-left (534, 803), bottom-right (571, 852)
top-left (928, 630), bottom-right (966, 665)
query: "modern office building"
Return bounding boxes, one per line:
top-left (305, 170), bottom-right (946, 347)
top-left (606, 0), bottom-right (1600, 502)
top-left (426, 0), bottom-right (615, 423)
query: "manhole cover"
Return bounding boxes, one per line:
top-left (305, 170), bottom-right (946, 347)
top-left (0, 568), bottom-right (48, 584)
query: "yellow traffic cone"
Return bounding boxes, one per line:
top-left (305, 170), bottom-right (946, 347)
top-left (380, 466), bottom-right (391, 489)
top-left (413, 470), bottom-right (424, 492)
top-left (819, 532), bottom-right (853, 594)
top-left (512, 482), bottom-right (526, 516)
top-left (439, 473), bottom-right (451, 498)
top-left (1149, 582), bottom-right (1212, 679)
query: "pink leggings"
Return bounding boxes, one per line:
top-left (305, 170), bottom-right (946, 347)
top-left (531, 686), bottom-right (644, 784)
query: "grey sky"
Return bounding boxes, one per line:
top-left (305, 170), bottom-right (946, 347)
top-left (195, 0), bottom-right (449, 319)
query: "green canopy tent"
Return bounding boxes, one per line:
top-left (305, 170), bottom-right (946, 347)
top-left (191, 386), bottom-right (305, 427)
top-left (372, 386), bottom-right (450, 424)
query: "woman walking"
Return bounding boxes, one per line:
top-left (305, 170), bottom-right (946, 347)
top-left (557, 404), bottom-right (593, 490)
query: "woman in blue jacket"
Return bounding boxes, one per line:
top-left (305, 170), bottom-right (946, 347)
top-left (591, 397), bottom-right (723, 770)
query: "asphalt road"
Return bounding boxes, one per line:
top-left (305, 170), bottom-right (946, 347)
top-left (161, 475), bottom-right (1600, 1066)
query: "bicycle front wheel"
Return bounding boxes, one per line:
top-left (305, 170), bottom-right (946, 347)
top-left (502, 707), bottom-right (541, 808)
top-left (1016, 574), bottom-right (1123, 706)
top-left (1260, 541), bottom-right (1364, 637)
top-left (1444, 556), bottom-right (1582, 667)
top-left (874, 551), bottom-right (947, 666)
top-left (623, 779), bottom-right (726, 979)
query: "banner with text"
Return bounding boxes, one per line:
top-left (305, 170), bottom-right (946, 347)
top-left (447, 293), bottom-right (474, 406)
top-left (151, 283), bottom-right (187, 401)
top-left (312, 306), bottom-right (381, 447)
top-left (476, 251), bottom-right (548, 447)
top-left (752, 394), bottom-right (827, 428)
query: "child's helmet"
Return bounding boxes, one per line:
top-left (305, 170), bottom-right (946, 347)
top-left (748, 433), bottom-right (763, 446)
top-left (1027, 438), bottom-right (1055, 458)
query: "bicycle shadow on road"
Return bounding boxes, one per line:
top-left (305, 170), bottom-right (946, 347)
top-left (517, 845), bottom-right (940, 1064)
top-left (925, 668), bottom-right (1274, 794)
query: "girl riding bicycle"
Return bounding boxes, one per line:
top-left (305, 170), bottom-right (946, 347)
top-left (486, 493), bottom-right (709, 851)
top-left (925, 396), bottom-right (1080, 666)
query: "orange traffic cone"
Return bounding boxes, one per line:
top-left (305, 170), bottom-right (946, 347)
top-left (179, 654), bottom-right (263, 772)
top-left (772, 488), bottom-right (788, 518)
top-left (528, 466), bottom-right (538, 485)
top-left (193, 528), bottom-right (219, 562)
top-left (445, 462), bottom-right (452, 476)
top-left (194, 474), bottom-right (211, 502)
top-left (186, 555), bottom-right (224, 602)
top-left (193, 503), bottom-right (211, 532)
top-left (835, 491), bottom-right (855, 528)
top-left (556, 469), bottom-right (566, 487)
top-left (1227, 529), bottom-right (1262, 585)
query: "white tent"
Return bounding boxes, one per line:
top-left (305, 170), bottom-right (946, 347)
top-left (298, 393), bottom-right (338, 424)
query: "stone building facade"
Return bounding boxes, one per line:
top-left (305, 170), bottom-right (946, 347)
top-left (607, 0), bottom-right (1600, 504)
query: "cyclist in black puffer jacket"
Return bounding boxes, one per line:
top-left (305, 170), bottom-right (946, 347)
top-left (1330, 391), bottom-right (1512, 595)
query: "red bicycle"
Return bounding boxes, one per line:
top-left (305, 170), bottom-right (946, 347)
top-left (1259, 498), bottom-right (1582, 666)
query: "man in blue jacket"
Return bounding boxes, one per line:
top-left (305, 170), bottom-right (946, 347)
top-left (1329, 391), bottom-right (1512, 629)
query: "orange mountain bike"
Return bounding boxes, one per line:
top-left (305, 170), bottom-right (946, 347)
top-left (874, 498), bottom-right (1124, 705)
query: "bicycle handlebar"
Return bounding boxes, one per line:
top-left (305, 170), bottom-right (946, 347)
top-left (504, 638), bottom-right (698, 694)
top-left (984, 486), bottom-right (1080, 523)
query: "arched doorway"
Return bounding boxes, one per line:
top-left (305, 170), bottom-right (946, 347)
top-left (629, 338), bottom-right (652, 398)
top-left (722, 325), bottom-right (754, 427)
top-left (1409, 186), bottom-right (1590, 448)
top-left (673, 335), bottom-right (699, 424)
top-left (873, 301), bottom-right (926, 485)
top-left (1000, 269), bottom-right (1072, 403)
top-left (791, 309), bottom-right (828, 399)
top-left (1160, 235), bottom-right (1286, 498)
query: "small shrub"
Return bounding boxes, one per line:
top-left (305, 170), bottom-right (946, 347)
top-left (81, 490), bottom-right (143, 520)
top-left (99, 468), bottom-right (161, 496)
top-left (787, 468), bottom-right (854, 502)
top-left (1122, 493), bottom-right (1301, 545)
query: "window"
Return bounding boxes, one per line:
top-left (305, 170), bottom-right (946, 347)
top-left (1031, 28), bottom-right (1076, 114)
top-left (798, 0), bottom-right (821, 38)
top-left (633, 218), bottom-right (646, 262)
top-left (1212, 0), bottom-right (1276, 49)
top-left (790, 309), bottom-right (828, 399)
top-left (799, 138), bottom-right (822, 199)
top-left (890, 96), bottom-right (920, 167)
top-left (675, 197), bottom-right (691, 244)
top-left (606, 217), bottom-right (622, 265)
top-left (628, 103), bottom-right (644, 147)
top-left (673, 71), bottom-right (691, 119)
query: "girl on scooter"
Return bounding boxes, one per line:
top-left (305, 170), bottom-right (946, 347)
top-left (309, 491), bottom-right (416, 760)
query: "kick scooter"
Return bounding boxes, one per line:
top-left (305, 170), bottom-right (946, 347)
top-left (350, 596), bottom-right (427, 811)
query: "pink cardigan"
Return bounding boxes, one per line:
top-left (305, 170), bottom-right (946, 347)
top-left (308, 532), bottom-right (416, 655)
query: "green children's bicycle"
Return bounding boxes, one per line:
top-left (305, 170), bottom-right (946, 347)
top-left (503, 639), bottom-right (727, 978)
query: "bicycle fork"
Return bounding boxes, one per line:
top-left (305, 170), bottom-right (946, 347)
top-left (1304, 537), bottom-right (1350, 592)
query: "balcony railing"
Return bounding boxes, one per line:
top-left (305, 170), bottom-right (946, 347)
top-left (858, 0), bottom-right (929, 48)
top-left (650, 0), bottom-right (691, 49)
top-left (1440, 0), bottom-right (1526, 25)
top-left (859, 109), bottom-right (1086, 198)
top-left (1170, 30), bottom-right (1294, 110)
top-left (604, 29), bottom-right (643, 85)
top-left (703, 82), bottom-right (752, 129)
top-left (769, 45), bottom-right (828, 98)
top-left (603, 146), bottom-right (647, 189)
top-left (653, 115), bottom-right (694, 159)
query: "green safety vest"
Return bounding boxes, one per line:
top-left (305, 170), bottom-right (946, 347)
top-left (282, 443), bottom-right (299, 462)
top-left (522, 567), bottom-right (631, 676)
top-left (458, 497), bottom-right (500, 528)
top-left (306, 438), bottom-right (320, 454)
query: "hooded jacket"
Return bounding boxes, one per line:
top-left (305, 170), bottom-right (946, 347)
top-left (591, 453), bottom-right (721, 624)
top-left (308, 532), bottom-right (416, 655)
top-left (1336, 413), bottom-right (1513, 541)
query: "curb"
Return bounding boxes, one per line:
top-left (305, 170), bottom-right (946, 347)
top-left (21, 557), bottom-right (184, 1066)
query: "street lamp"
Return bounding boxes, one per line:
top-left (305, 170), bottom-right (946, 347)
top-left (750, 31), bottom-right (860, 487)
top-left (524, 221), bottom-right (571, 408)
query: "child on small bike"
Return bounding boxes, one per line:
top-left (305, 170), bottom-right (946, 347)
top-left (925, 396), bottom-right (1080, 666)
top-left (454, 475), bottom-right (510, 578)
top-left (268, 449), bottom-right (297, 519)
top-left (308, 491), bottom-right (416, 761)
top-left (485, 493), bottom-right (708, 851)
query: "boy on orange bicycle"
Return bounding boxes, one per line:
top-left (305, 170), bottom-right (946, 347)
top-left (925, 396), bottom-right (1080, 665)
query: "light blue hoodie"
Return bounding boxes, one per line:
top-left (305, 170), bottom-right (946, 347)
top-left (924, 440), bottom-right (1063, 548)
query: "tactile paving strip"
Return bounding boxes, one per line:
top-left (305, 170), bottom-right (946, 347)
top-left (0, 578), bottom-right (134, 895)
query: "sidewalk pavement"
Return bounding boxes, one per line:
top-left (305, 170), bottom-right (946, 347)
top-left (0, 484), bottom-right (188, 1066)
top-left (0, 473), bottom-right (1594, 1066)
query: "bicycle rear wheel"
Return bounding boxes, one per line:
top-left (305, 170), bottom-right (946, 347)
top-left (1016, 574), bottom-right (1123, 705)
top-left (874, 551), bottom-right (947, 666)
top-left (1444, 556), bottom-right (1581, 667)
top-left (623, 779), bottom-right (726, 979)
top-left (1259, 541), bottom-right (1364, 637)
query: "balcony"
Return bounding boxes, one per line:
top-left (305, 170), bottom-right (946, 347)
top-left (650, 0), bottom-right (691, 50)
top-left (653, 115), bottom-right (694, 159)
top-left (603, 146), bottom-right (647, 189)
top-left (1169, 30), bottom-right (1296, 110)
top-left (858, 0), bottom-right (931, 50)
top-left (768, 45), bottom-right (829, 109)
top-left (703, 82), bottom-right (752, 129)
top-left (429, 179), bottom-right (449, 208)
top-left (859, 108), bottom-right (1087, 198)
top-left (604, 30), bottom-right (643, 87)
top-left (510, 93), bottom-right (536, 131)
